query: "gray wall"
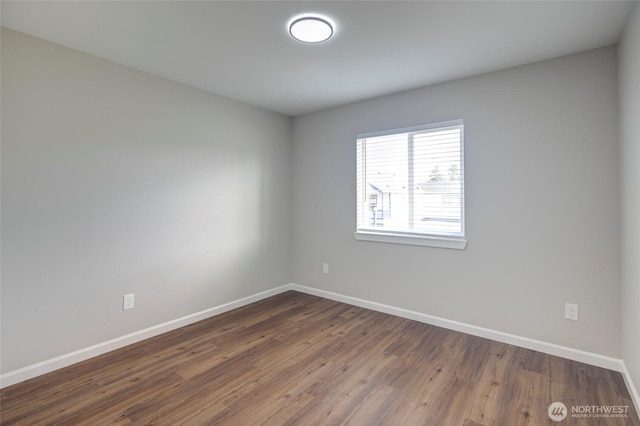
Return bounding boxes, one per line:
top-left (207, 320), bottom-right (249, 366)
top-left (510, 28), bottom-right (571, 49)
top-left (292, 47), bottom-right (621, 357)
top-left (619, 3), bottom-right (640, 394)
top-left (1, 24), bottom-right (630, 379)
top-left (1, 29), bottom-right (292, 373)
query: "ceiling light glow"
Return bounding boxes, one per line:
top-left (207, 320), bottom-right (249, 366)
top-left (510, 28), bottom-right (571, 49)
top-left (289, 15), bottom-right (334, 43)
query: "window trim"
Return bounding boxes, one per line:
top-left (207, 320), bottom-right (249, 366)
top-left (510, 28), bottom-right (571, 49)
top-left (355, 119), bottom-right (467, 250)
top-left (354, 230), bottom-right (467, 249)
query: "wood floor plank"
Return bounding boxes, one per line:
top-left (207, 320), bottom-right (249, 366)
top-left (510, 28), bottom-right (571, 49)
top-left (2, 291), bottom-right (638, 425)
top-left (0, 379), bottom-right (101, 425)
top-left (465, 341), bottom-right (515, 425)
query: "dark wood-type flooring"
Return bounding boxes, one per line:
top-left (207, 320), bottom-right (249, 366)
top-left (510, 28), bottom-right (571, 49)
top-left (1, 291), bottom-right (638, 425)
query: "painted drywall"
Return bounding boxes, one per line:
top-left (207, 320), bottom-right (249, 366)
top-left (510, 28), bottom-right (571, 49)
top-left (0, 28), bottom-right (292, 373)
top-left (292, 47), bottom-right (621, 357)
top-left (619, 3), bottom-right (640, 397)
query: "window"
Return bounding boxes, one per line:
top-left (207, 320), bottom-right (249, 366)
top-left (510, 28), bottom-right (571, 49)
top-left (356, 119), bottom-right (466, 249)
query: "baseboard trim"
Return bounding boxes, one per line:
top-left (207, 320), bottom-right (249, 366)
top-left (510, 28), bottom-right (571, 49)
top-left (0, 285), bottom-right (291, 388)
top-left (3, 282), bottom-right (638, 410)
top-left (288, 283), bottom-right (625, 372)
top-left (290, 283), bottom-right (640, 408)
top-left (621, 362), bottom-right (640, 415)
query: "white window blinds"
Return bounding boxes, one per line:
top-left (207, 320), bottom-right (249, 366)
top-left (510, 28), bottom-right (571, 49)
top-left (356, 120), bottom-right (465, 246)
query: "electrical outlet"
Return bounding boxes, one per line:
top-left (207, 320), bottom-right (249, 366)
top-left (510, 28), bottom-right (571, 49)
top-left (564, 303), bottom-right (579, 321)
top-left (123, 293), bottom-right (135, 310)
top-left (322, 263), bottom-right (329, 274)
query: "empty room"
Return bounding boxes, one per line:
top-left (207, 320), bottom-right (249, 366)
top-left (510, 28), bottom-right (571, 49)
top-left (1, 1), bottom-right (640, 424)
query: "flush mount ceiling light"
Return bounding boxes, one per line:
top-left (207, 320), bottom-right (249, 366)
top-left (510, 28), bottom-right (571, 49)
top-left (289, 15), bottom-right (334, 43)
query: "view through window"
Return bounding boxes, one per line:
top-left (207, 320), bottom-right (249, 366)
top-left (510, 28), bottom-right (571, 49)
top-left (356, 120), bottom-right (465, 246)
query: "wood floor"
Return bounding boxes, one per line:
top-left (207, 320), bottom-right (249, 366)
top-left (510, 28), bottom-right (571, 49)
top-left (1, 291), bottom-right (638, 425)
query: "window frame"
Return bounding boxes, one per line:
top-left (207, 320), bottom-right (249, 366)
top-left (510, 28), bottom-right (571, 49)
top-left (355, 119), bottom-right (467, 250)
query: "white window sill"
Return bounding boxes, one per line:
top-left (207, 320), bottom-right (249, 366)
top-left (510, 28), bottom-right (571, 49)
top-left (355, 231), bottom-right (467, 250)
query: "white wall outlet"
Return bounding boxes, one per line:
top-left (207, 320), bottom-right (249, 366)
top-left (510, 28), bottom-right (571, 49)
top-left (123, 293), bottom-right (135, 310)
top-left (564, 303), bottom-right (579, 321)
top-left (322, 263), bottom-right (329, 274)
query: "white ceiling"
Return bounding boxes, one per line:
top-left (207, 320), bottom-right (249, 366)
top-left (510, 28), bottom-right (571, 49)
top-left (1, 1), bottom-right (636, 116)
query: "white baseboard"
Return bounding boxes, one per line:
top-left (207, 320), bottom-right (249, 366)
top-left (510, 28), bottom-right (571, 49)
top-left (621, 362), bottom-right (640, 415)
top-left (288, 283), bottom-right (625, 371)
top-left (3, 281), bottom-right (639, 413)
top-left (0, 285), bottom-right (291, 389)
top-left (289, 283), bottom-right (640, 410)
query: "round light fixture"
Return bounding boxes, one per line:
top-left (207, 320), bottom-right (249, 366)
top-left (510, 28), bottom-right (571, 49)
top-left (289, 15), bottom-right (334, 43)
